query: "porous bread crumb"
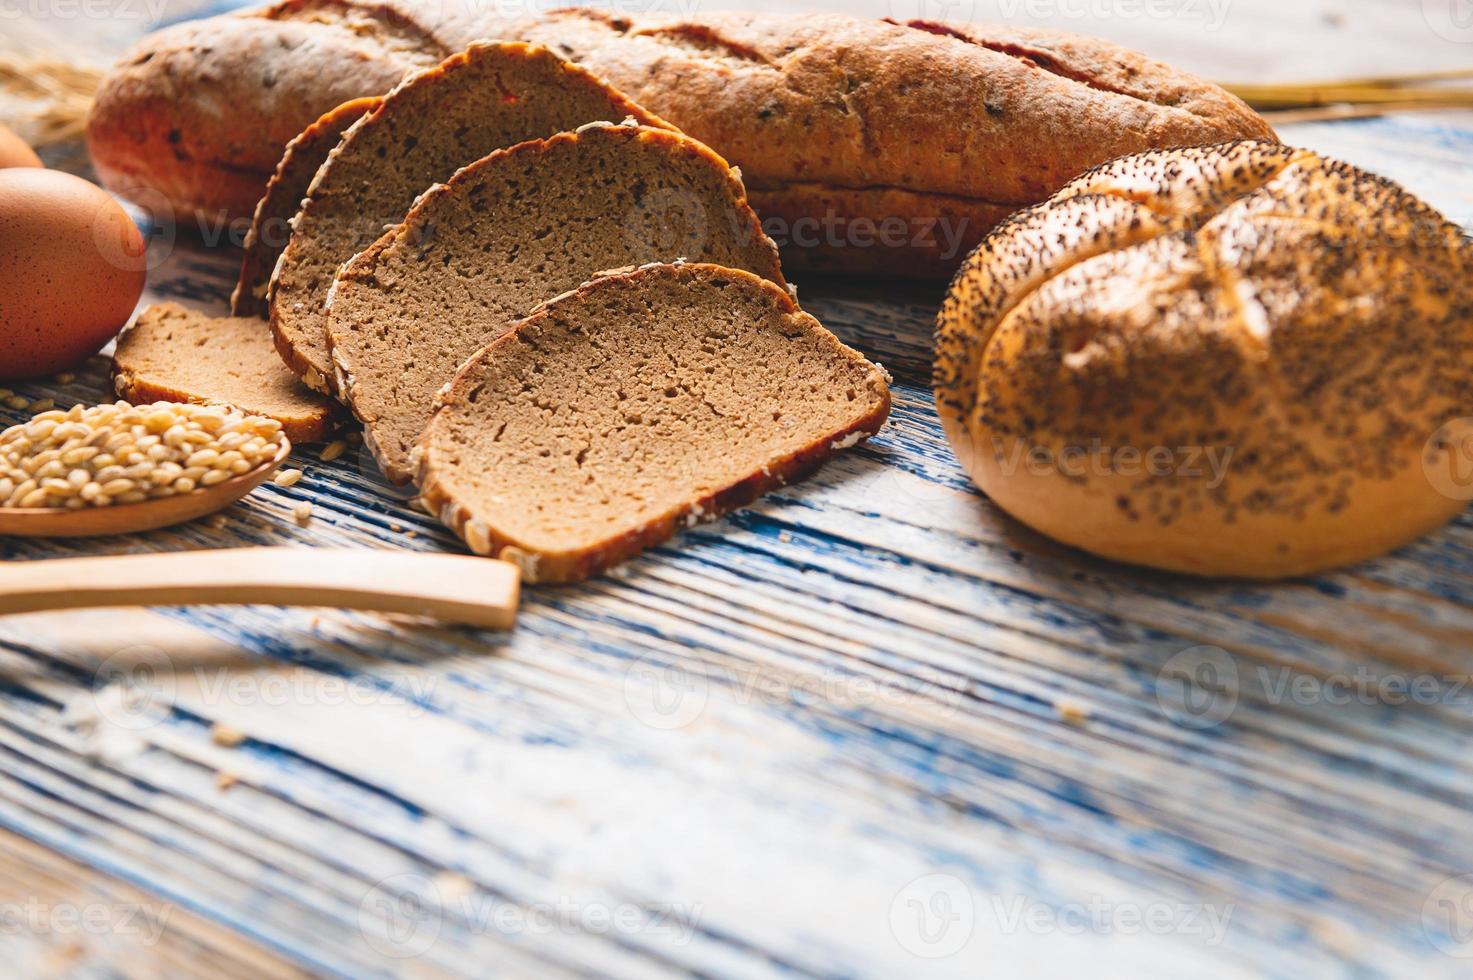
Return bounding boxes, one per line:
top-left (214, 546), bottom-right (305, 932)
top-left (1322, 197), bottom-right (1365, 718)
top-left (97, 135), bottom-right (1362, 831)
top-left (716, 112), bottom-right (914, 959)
top-left (269, 41), bottom-right (671, 395)
top-left (417, 263), bottom-right (890, 583)
top-left (327, 123), bottom-right (783, 483)
top-left (114, 304), bottom-right (339, 443)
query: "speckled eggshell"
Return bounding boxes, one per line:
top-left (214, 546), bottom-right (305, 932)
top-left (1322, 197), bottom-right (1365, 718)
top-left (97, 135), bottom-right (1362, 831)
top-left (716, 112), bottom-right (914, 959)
top-left (0, 169), bottom-right (147, 380)
top-left (0, 125), bottom-right (42, 169)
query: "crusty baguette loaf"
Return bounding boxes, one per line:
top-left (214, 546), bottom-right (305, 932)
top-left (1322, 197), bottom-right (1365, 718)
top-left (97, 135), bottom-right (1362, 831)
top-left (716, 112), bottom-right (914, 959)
top-left (328, 123), bottom-right (785, 484)
top-left (87, 1), bottom-right (1274, 278)
top-left (418, 262), bottom-right (891, 582)
top-left (231, 97), bottom-right (379, 318)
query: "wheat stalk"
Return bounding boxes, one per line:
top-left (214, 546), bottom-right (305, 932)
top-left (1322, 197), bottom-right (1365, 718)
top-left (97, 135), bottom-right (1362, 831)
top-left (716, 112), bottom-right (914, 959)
top-left (1224, 68), bottom-right (1473, 121)
top-left (0, 57), bottom-right (104, 146)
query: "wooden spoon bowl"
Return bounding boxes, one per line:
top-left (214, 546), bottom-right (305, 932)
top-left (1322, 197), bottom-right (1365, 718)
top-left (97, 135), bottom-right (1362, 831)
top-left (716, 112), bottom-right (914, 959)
top-left (0, 438), bottom-right (292, 538)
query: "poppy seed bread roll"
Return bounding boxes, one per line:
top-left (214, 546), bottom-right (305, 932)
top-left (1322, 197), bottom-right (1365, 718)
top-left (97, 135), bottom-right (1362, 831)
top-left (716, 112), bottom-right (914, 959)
top-left (936, 140), bottom-right (1473, 578)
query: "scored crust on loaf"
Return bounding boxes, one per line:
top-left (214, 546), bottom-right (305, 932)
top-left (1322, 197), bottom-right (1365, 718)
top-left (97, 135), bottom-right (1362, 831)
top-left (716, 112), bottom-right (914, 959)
top-left (268, 40), bottom-right (674, 395)
top-left (327, 123), bottom-right (786, 484)
top-left (114, 303), bottom-right (341, 443)
top-left (503, 9), bottom-right (1276, 276)
top-left (417, 263), bottom-right (892, 583)
top-left (935, 139), bottom-right (1473, 577)
top-left (231, 96), bottom-right (380, 318)
top-left (88, 1), bottom-right (1275, 277)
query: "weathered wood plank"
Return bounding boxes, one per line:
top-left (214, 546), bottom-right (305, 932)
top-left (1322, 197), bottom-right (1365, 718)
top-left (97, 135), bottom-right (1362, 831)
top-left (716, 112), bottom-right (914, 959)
top-left (4, 2), bottom-right (1473, 977)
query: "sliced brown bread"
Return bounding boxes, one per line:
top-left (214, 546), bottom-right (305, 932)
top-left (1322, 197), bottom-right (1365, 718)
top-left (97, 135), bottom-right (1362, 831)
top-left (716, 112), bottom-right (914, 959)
top-left (268, 40), bottom-right (672, 395)
top-left (231, 96), bottom-right (380, 318)
top-left (417, 263), bottom-right (891, 583)
top-left (114, 303), bottom-right (341, 443)
top-left (327, 123), bottom-right (786, 484)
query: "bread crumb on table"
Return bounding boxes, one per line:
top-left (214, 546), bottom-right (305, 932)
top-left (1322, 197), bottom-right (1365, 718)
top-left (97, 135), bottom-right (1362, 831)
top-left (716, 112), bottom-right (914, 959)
top-left (210, 723), bottom-right (246, 747)
top-left (1055, 698), bottom-right (1090, 725)
top-left (215, 771), bottom-right (239, 791)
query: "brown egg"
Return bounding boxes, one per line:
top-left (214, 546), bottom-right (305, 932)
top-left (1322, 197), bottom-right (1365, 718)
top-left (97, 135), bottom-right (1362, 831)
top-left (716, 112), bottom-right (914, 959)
top-left (0, 169), bottom-right (147, 380)
top-left (0, 125), bottom-right (42, 169)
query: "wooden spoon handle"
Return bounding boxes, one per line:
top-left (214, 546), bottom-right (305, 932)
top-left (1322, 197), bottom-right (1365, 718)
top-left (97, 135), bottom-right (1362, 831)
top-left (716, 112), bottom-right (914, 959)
top-left (0, 548), bottom-right (519, 629)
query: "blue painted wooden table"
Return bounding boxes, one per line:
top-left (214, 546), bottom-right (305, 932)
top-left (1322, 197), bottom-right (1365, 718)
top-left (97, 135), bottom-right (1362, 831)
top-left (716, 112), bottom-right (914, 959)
top-left (3, 2), bottom-right (1473, 977)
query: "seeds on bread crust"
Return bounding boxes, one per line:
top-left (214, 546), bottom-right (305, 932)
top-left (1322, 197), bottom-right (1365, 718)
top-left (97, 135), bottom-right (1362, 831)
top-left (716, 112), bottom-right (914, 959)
top-left (114, 303), bottom-right (341, 444)
top-left (268, 40), bottom-right (675, 395)
top-left (417, 263), bottom-right (891, 583)
top-left (326, 123), bottom-right (786, 484)
top-left (936, 139), bottom-right (1473, 578)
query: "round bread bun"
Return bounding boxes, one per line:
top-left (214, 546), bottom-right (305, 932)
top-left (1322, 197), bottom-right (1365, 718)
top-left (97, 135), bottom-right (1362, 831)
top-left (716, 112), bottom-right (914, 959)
top-left (935, 140), bottom-right (1473, 579)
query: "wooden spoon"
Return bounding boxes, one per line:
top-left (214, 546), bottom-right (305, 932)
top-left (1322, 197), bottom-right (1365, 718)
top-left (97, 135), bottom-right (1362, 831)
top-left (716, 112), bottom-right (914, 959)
top-left (0, 439), bottom-right (291, 537)
top-left (0, 547), bottom-right (519, 629)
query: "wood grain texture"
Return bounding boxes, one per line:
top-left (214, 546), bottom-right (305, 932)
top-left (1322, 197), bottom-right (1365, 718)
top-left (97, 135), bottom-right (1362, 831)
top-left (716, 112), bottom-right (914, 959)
top-left (0, 549), bottom-right (518, 627)
top-left (3, 1), bottom-right (1473, 976)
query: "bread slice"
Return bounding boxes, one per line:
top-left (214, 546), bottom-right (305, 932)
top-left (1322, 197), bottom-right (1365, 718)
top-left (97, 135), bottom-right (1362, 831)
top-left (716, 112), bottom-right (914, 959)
top-left (417, 263), bottom-right (891, 583)
top-left (327, 123), bottom-right (786, 484)
top-left (114, 303), bottom-right (341, 443)
top-left (268, 40), bottom-right (672, 395)
top-left (231, 96), bottom-right (379, 318)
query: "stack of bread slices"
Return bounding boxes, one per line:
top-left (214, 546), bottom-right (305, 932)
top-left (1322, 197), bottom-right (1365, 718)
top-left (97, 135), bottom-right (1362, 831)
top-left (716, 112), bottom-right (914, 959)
top-left (114, 42), bottom-right (891, 582)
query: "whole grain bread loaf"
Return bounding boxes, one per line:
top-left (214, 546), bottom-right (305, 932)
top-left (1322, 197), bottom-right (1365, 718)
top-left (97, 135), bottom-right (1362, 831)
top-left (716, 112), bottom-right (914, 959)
top-left (418, 263), bottom-right (892, 582)
top-left (269, 40), bottom-right (670, 396)
top-left (231, 97), bottom-right (379, 318)
top-left (114, 303), bottom-right (341, 443)
top-left (88, 1), bottom-right (1275, 278)
top-left (328, 123), bottom-right (785, 484)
